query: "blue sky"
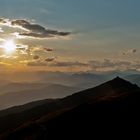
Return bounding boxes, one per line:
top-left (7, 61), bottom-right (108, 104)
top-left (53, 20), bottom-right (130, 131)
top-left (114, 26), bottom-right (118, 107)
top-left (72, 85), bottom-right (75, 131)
top-left (1, 0), bottom-right (140, 27)
top-left (0, 0), bottom-right (140, 72)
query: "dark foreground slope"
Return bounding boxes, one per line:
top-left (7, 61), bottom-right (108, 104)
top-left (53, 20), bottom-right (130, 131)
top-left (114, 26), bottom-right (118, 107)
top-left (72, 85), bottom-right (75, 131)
top-left (0, 77), bottom-right (140, 139)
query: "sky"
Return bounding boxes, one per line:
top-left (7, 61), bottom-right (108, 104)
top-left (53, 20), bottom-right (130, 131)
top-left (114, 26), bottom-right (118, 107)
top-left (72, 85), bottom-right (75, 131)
top-left (0, 0), bottom-right (140, 73)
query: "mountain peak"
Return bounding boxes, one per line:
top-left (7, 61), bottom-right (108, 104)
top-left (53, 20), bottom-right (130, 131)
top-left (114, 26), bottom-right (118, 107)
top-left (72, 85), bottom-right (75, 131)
top-left (106, 76), bottom-right (139, 90)
top-left (114, 76), bottom-right (122, 80)
top-left (112, 76), bottom-right (127, 82)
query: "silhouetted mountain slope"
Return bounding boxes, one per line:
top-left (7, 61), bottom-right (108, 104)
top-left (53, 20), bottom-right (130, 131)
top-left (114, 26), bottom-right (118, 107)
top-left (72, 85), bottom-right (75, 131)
top-left (9, 91), bottom-right (140, 139)
top-left (0, 77), bottom-right (140, 139)
top-left (0, 99), bottom-right (55, 118)
top-left (61, 76), bottom-right (139, 106)
top-left (124, 74), bottom-right (140, 86)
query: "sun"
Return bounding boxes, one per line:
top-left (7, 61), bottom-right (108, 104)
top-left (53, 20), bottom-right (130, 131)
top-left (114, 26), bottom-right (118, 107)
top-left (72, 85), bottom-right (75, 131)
top-left (3, 40), bottom-right (16, 53)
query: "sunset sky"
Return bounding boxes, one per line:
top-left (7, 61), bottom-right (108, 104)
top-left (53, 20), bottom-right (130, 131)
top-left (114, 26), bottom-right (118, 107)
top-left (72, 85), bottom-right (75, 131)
top-left (0, 0), bottom-right (140, 73)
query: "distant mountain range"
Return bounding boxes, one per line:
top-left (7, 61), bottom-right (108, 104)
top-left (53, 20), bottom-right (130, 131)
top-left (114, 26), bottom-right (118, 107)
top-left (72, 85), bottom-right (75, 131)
top-left (0, 72), bottom-right (140, 109)
top-left (0, 77), bottom-right (140, 139)
top-left (0, 83), bottom-right (81, 110)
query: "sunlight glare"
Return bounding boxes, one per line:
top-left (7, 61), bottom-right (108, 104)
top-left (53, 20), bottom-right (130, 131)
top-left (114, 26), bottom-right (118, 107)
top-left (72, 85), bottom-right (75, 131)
top-left (3, 40), bottom-right (16, 53)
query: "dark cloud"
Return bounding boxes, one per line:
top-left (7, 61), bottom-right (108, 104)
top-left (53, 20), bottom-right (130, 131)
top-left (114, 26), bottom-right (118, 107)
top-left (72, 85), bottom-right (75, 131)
top-left (24, 24), bottom-right (46, 33)
top-left (19, 32), bottom-right (53, 38)
top-left (44, 47), bottom-right (53, 52)
top-left (12, 20), bottom-right (46, 33)
top-left (132, 49), bottom-right (137, 53)
top-left (33, 55), bottom-right (40, 60)
top-left (11, 19), bottom-right (30, 26)
top-left (45, 57), bottom-right (55, 62)
top-left (11, 19), bottom-right (71, 39)
top-left (27, 57), bottom-right (55, 66)
top-left (122, 49), bottom-right (137, 55)
top-left (44, 29), bottom-right (71, 36)
top-left (0, 18), bottom-right (7, 24)
top-left (0, 18), bottom-right (71, 39)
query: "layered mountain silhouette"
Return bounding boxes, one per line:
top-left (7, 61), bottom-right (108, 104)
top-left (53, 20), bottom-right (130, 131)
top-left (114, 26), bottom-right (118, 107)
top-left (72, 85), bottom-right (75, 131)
top-left (0, 77), bottom-right (140, 139)
top-left (0, 83), bottom-right (81, 110)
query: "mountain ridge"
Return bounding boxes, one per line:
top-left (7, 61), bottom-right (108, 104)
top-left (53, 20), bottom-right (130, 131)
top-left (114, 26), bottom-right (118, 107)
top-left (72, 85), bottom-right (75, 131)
top-left (0, 77), bottom-right (140, 139)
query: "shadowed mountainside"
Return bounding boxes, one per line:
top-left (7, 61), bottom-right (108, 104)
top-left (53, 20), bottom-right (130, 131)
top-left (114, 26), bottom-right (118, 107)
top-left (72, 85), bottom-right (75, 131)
top-left (0, 77), bottom-right (140, 139)
top-left (124, 74), bottom-right (140, 86)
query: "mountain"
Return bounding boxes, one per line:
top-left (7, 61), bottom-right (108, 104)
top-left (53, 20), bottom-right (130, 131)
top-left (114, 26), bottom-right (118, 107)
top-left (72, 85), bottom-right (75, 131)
top-left (0, 77), bottom-right (140, 139)
top-left (36, 72), bottom-right (110, 88)
top-left (0, 84), bottom-right (81, 110)
top-left (0, 82), bottom-right (50, 95)
top-left (124, 74), bottom-right (140, 86)
top-left (37, 71), bottom-right (140, 88)
top-left (1, 71), bottom-right (139, 89)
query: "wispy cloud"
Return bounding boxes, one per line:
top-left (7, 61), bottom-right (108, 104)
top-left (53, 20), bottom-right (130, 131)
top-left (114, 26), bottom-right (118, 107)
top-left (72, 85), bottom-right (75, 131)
top-left (25, 58), bottom-right (140, 72)
top-left (0, 61), bottom-right (11, 67)
top-left (27, 61), bottom-right (47, 66)
top-left (50, 61), bottom-right (88, 67)
top-left (89, 59), bottom-right (140, 72)
top-left (0, 27), bottom-right (4, 33)
top-left (26, 56), bottom-right (55, 66)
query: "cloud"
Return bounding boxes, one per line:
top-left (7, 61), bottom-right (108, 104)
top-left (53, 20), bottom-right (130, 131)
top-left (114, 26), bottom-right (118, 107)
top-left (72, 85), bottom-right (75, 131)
top-left (0, 38), bottom-right (5, 42)
top-left (45, 57), bottom-right (55, 62)
top-left (50, 61), bottom-right (88, 67)
top-left (27, 61), bottom-right (47, 66)
top-left (0, 18), bottom-right (71, 39)
top-left (13, 44), bottom-right (29, 55)
top-left (26, 59), bottom-right (88, 68)
top-left (90, 59), bottom-right (131, 68)
top-left (44, 47), bottom-right (53, 52)
top-left (0, 18), bottom-right (11, 26)
top-left (27, 57), bottom-right (55, 66)
top-left (32, 47), bottom-right (44, 53)
top-left (122, 49), bottom-right (137, 55)
top-left (0, 18), bottom-right (7, 24)
top-left (0, 27), bottom-right (4, 33)
top-left (19, 32), bottom-right (53, 38)
top-left (33, 55), bottom-right (40, 60)
top-left (0, 61), bottom-right (11, 67)
top-left (11, 19), bottom-right (30, 27)
top-left (89, 59), bottom-right (140, 72)
top-left (10, 19), bottom-right (71, 39)
top-left (31, 47), bottom-right (53, 55)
